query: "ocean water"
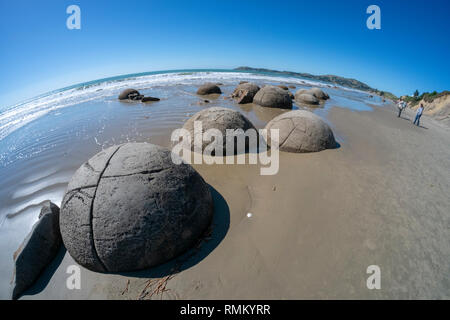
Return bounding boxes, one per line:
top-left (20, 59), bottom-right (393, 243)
top-left (0, 69), bottom-right (383, 298)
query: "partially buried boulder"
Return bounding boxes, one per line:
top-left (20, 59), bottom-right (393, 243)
top-left (11, 202), bottom-right (62, 300)
top-left (295, 93), bottom-right (319, 105)
top-left (309, 87), bottom-right (330, 100)
top-left (197, 83), bottom-right (222, 95)
top-left (253, 85), bottom-right (292, 109)
top-left (231, 82), bottom-right (260, 104)
top-left (265, 110), bottom-right (337, 153)
top-left (180, 107), bottom-right (257, 154)
top-left (118, 88), bottom-right (141, 100)
top-left (277, 85), bottom-right (289, 90)
top-left (294, 87), bottom-right (330, 103)
top-left (60, 142), bottom-right (213, 273)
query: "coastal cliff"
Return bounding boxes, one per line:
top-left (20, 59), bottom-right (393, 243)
top-left (404, 91), bottom-right (450, 126)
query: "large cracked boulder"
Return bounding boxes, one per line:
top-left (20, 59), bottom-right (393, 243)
top-left (231, 82), bottom-right (260, 104)
top-left (180, 107), bottom-right (257, 154)
top-left (11, 202), bottom-right (61, 300)
top-left (253, 85), bottom-right (292, 109)
top-left (265, 110), bottom-right (337, 153)
top-left (196, 83), bottom-right (222, 95)
top-left (60, 142), bottom-right (213, 273)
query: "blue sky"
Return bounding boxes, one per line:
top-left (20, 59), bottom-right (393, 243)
top-left (1, 0), bottom-right (449, 106)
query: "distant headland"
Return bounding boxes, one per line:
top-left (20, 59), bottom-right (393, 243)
top-left (234, 66), bottom-right (397, 100)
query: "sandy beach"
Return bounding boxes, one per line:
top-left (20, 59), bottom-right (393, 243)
top-left (19, 100), bottom-right (450, 300)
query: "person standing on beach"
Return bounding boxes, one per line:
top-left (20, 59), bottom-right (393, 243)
top-left (397, 99), bottom-right (406, 117)
top-left (413, 104), bottom-right (424, 126)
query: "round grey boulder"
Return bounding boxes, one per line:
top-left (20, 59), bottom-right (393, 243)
top-left (253, 85), bottom-right (292, 109)
top-left (180, 107), bottom-right (257, 154)
top-left (118, 88), bottom-right (140, 100)
top-left (60, 142), bottom-right (213, 273)
top-left (294, 89), bottom-right (309, 98)
top-left (197, 83), bottom-right (222, 95)
top-left (309, 87), bottom-right (330, 100)
top-left (295, 93), bottom-right (319, 105)
top-left (231, 82), bottom-right (260, 104)
top-left (265, 110), bottom-right (337, 153)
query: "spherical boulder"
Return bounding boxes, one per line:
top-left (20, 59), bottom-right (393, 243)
top-left (295, 93), bottom-right (319, 105)
top-left (231, 82), bottom-right (260, 104)
top-left (60, 142), bottom-right (213, 272)
top-left (181, 107), bottom-right (257, 154)
top-left (197, 83), bottom-right (222, 95)
top-left (294, 89), bottom-right (309, 99)
top-left (265, 110), bottom-right (337, 153)
top-left (253, 85), bottom-right (292, 109)
top-left (309, 87), bottom-right (330, 100)
top-left (118, 88), bottom-right (140, 100)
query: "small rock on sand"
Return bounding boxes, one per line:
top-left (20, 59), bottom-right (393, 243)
top-left (141, 96), bottom-right (160, 102)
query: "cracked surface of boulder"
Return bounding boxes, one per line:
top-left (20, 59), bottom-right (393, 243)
top-left (60, 142), bottom-right (213, 272)
top-left (265, 110), bottom-right (337, 153)
top-left (231, 82), bottom-right (260, 104)
top-left (180, 107), bottom-right (257, 154)
top-left (11, 202), bottom-right (61, 300)
top-left (253, 85), bottom-right (292, 109)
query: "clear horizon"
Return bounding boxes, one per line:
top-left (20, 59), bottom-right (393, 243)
top-left (1, 0), bottom-right (449, 107)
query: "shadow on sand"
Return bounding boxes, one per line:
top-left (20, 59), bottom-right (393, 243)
top-left (398, 116), bottom-right (428, 129)
top-left (21, 245), bottom-right (67, 298)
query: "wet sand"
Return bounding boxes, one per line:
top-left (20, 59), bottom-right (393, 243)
top-left (21, 102), bottom-right (450, 299)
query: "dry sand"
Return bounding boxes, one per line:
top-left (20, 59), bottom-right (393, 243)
top-left (22, 103), bottom-right (450, 299)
